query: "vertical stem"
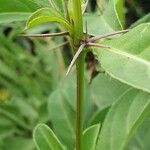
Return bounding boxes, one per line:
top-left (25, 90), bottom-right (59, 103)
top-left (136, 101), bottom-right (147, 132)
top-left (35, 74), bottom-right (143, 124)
top-left (72, 0), bottom-right (83, 43)
top-left (72, 0), bottom-right (84, 150)
top-left (76, 52), bottom-right (85, 150)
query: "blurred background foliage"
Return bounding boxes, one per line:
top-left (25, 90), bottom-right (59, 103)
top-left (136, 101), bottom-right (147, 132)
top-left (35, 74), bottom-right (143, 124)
top-left (0, 0), bottom-right (149, 150)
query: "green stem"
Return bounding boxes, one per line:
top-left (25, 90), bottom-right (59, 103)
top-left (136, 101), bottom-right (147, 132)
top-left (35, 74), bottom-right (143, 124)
top-left (71, 1), bottom-right (84, 150)
top-left (76, 51), bottom-right (85, 150)
top-left (72, 0), bottom-right (83, 44)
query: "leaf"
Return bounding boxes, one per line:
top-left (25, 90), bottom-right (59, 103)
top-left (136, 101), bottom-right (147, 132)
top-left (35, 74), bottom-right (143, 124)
top-left (96, 89), bottom-right (150, 150)
top-left (0, 0), bottom-right (43, 23)
top-left (82, 0), bottom-right (89, 14)
top-left (0, 116), bottom-right (15, 139)
top-left (0, 0), bottom-right (39, 12)
top-left (49, 0), bottom-right (64, 13)
top-left (130, 13), bottom-right (150, 28)
top-left (33, 124), bottom-right (64, 150)
top-left (48, 74), bottom-right (76, 149)
top-left (26, 8), bottom-right (70, 30)
top-left (103, 0), bottom-right (124, 28)
top-left (84, 0), bottom-right (124, 35)
top-left (0, 0), bottom-right (52, 24)
top-left (0, 104), bottom-right (30, 130)
top-left (31, 0), bottom-right (50, 7)
top-left (82, 124), bottom-right (100, 150)
top-left (115, 0), bottom-right (125, 27)
top-left (90, 74), bottom-right (129, 108)
top-left (126, 116), bottom-right (150, 150)
top-left (88, 74), bottom-right (130, 126)
top-left (0, 13), bottom-right (30, 24)
top-left (95, 23), bottom-right (150, 93)
top-left (2, 137), bottom-right (34, 150)
top-left (88, 107), bottom-right (110, 126)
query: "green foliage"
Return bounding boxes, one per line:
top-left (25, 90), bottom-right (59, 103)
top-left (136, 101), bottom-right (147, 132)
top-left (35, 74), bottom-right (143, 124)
top-left (0, 0), bottom-right (150, 150)
top-left (96, 89), bottom-right (150, 150)
top-left (49, 0), bottom-right (65, 13)
top-left (0, 0), bottom-right (50, 23)
top-left (26, 7), bottom-right (71, 30)
top-left (33, 124), bottom-right (64, 150)
top-left (95, 23), bottom-right (150, 92)
top-left (82, 124), bottom-right (100, 150)
top-left (48, 74), bottom-right (76, 149)
top-left (84, 0), bottom-right (123, 35)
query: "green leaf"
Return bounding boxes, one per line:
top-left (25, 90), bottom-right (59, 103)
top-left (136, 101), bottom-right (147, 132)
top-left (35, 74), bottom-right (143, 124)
top-left (33, 124), bottom-right (64, 150)
top-left (0, 13), bottom-right (30, 24)
top-left (0, 0), bottom-right (39, 12)
top-left (82, 124), bottom-right (100, 150)
top-left (0, 104), bottom-right (30, 130)
top-left (115, 0), bottom-right (125, 27)
top-left (0, 116), bottom-right (15, 139)
top-left (88, 74), bottom-right (130, 126)
top-left (126, 116), bottom-right (150, 150)
top-left (31, 0), bottom-right (50, 7)
top-left (48, 74), bottom-right (76, 149)
top-left (82, 0), bottom-right (89, 14)
top-left (103, 0), bottom-right (124, 29)
top-left (49, 0), bottom-right (64, 13)
top-left (26, 8), bottom-right (70, 30)
top-left (88, 107), bottom-right (110, 126)
top-left (95, 23), bottom-right (150, 93)
top-left (96, 89), bottom-right (150, 150)
top-left (2, 137), bottom-right (34, 150)
top-left (0, 0), bottom-right (48, 23)
top-left (84, 0), bottom-right (124, 35)
top-left (130, 13), bottom-right (150, 28)
top-left (90, 74), bottom-right (129, 108)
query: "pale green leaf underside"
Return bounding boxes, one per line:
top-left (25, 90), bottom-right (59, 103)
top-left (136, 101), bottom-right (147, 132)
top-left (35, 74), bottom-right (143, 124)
top-left (95, 23), bottom-right (150, 93)
top-left (84, 13), bottom-right (115, 35)
top-left (82, 124), bottom-right (100, 150)
top-left (33, 124), bottom-right (64, 150)
top-left (90, 74), bottom-right (129, 109)
top-left (96, 89), bottom-right (150, 150)
top-left (84, 0), bottom-right (123, 35)
top-left (26, 8), bottom-right (70, 30)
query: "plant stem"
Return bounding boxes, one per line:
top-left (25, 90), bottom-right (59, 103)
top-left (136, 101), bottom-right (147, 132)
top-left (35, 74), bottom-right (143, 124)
top-left (21, 31), bottom-right (69, 37)
top-left (72, 0), bottom-right (83, 42)
top-left (72, 0), bottom-right (84, 150)
top-left (76, 51), bottom-right (85, 150)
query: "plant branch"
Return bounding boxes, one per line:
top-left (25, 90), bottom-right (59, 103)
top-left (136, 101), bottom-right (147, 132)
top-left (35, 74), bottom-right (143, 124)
top-left (87, 43), bottom-right (110, 48)
top-left (66, 43), bottom-right (86, 76)
top-left (21, 31), bottom-right (69, 37)
top-left (86, 29), bottom-right (129, 43)
top-left (66, 30), bottom-right (129, 75)
top-left (49, 41), bottom-right (69, 51)
top-left (66, 42), bottom-right (109, 76)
